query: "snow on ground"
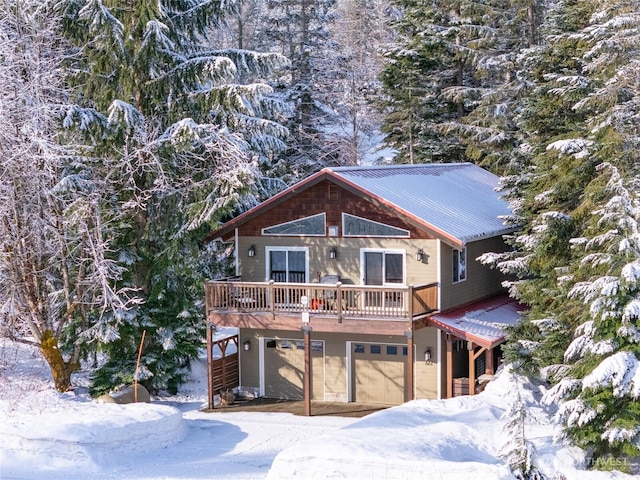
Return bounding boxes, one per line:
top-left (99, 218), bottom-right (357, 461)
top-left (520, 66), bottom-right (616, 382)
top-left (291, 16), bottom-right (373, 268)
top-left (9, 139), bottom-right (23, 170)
top-left (1, 337), bottom-right (638, 480)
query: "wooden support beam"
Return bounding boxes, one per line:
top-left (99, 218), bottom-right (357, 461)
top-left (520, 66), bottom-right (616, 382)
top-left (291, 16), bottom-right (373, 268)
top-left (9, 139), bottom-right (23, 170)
top-left (302, 325), bottom-right (312, 416)
top-left (406, 329), bottom-right (415, 401)
top-left (446, 333), bottom-right (453, 399)
top-left (485, 347), bottom-right (495, 375)
top-left (468, 341), bottom-right (475, 396)
top-left (206, 322), bottom-right (214, 409)
top-left (467, 344), bottom-right (487, 396)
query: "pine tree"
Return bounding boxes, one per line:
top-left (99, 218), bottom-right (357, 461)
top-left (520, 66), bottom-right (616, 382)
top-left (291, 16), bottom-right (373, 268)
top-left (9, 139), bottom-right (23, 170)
top-left (446, 0), bottom-right (545, 175)
top-left (484, 0), bottom-right (640, 465)
top-left (378, 0), bottom-right (534, 166)
top-left (543, 164), bottom-right (640, 468)
top-left (479, 0), bottom-right (597, 376)
top-left (61, 0), bottom-right (289, 393)
top-left (262, 0), bottom-right (340, 176)
top-left (500, 377), bottom-right (545, 480)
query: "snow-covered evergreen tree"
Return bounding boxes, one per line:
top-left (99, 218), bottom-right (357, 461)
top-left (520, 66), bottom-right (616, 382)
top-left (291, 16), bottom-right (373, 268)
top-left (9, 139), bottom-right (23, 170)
top-left (542, 164), bottom-right (640, 467)
top-left (261, 0), bottom-right (340, 176)
top-left (479, 0), bottom-right (597, 375)
top-left (446, 0), bottom-right (545, 174)
top-left (484, 0), bottom-right (640, 466)
top-left (327, 0), bottom-right (394, 165)
top-left (61, 0), bottom-right (290, 393)
top-left (378, 0), bottom-right (539, 167)
top-left (500, 378), bottom-right (545, 480)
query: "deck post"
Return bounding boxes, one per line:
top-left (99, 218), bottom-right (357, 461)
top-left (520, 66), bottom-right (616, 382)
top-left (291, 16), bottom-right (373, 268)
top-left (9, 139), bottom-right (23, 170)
top-left (269, 280), bottom-right (275, 322)
top-left (405, 329), bottom-right (414, 401)
top-left (468, 341), bottom-right (476, 396)
top-left (336, 282), bottom-right (342, 323)
top-left (302, 324), bottom-right (312, 416)
top-left (206, 321), bottom-right (215, 409)
top-left (485, 347), bottom-right (495, 375)
top-left (446, 333), bottom-right (453, 398)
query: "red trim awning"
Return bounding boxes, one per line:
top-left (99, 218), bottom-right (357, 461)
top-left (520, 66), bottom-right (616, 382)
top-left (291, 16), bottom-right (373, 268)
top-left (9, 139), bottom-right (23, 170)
top-left (429, 294), bottom-right (526, 349)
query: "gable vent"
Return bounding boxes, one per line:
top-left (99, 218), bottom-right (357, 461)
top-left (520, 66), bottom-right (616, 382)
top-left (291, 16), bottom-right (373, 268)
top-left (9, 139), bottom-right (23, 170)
top-left (328, 184), bottom-right (339, 200)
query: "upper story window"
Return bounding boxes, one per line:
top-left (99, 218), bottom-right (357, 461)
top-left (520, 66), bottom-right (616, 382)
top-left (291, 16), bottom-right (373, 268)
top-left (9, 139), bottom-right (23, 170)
top-left (262, 213), bottom-right (325, 236)
top-left (267, 247), bottom-right (308, 283)
top-left (453, 247), bottom-right (467, 283)
top-left (362, 249), bottom-right (405, 286)
top-left (342, 213), bottom-right (409, 238)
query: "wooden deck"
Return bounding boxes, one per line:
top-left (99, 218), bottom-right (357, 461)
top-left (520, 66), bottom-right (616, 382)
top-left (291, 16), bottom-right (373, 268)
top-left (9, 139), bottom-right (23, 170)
top-left (205, 279), bottom-right (438, 334)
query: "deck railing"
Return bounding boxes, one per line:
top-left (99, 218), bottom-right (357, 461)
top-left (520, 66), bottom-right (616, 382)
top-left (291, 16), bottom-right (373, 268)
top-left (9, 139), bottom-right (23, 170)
top-left (205, 278), bottom-right (438, 321)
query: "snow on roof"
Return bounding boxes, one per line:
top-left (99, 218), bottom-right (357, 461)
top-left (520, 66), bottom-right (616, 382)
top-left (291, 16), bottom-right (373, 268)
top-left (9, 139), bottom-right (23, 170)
top-left (329, 163), bottom-right (513, 245)
top-left (429, 295), bottom-right (526, 348)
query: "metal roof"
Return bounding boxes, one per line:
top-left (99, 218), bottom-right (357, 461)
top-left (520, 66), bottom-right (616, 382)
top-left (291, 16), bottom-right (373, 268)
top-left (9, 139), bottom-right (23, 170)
top-left (328, 163), bottom-right (513, 246)
top-left (429, 295), bottom-right (526, 348)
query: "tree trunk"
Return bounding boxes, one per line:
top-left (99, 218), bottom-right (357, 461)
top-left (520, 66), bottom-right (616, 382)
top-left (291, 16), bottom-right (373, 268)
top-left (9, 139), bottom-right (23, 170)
top-left (40, 330), bottom-right (72, 392)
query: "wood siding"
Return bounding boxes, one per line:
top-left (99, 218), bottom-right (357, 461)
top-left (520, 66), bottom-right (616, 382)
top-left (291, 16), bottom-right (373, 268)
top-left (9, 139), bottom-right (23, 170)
top-left (237, 179), bottom-right (436, 240)
top-left (439, 236), bottom-right (510, 311)
top-left (238, 236), bottom-right (439, 288)
top-left (239, 328), bottom-right (439, 403)
top-left (413, 327), bottom-right (440, 400)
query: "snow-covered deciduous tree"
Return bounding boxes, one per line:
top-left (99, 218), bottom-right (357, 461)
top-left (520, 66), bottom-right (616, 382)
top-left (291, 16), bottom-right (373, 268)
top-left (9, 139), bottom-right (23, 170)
top-left (61, 0), bottom-right (290, 393)
top-left (0, 0), bottom-right (141, 391)
top-left (326, 0), bottom-right (394, 165)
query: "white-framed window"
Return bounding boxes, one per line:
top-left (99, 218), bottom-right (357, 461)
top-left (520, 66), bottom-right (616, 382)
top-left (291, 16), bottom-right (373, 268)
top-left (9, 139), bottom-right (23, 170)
top-left (360, 249), bottom-right (406, 286)
top-left (266, 246), bottom-right (309, 283)
top-left (360, 248), bottom-right (406, 309)
top-left (452, 247), bottom-right (466, 283)
top-left (262, 213), bottom-right (326, 236)
top-left (342, 213), bottom-right (409, 238)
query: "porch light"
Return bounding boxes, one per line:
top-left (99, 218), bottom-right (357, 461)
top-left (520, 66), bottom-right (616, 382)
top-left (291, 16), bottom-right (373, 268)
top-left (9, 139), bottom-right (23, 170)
top-left (243, 339), bottom-right (251, 351)
top-left (416, 248), bottom-right (425, 262)
top-left (329, 247), bottom-right (337, 259)
top-left (248, 245), bottom-right (256, 257)
top-left (424, 347), bottom-right (432, 363)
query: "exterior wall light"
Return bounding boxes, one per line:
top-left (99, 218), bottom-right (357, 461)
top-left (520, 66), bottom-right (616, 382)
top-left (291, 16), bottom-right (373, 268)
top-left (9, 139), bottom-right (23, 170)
top-left (424, 347), bottom-right (432, 363)
top-left (243, 339), bottom-right (251, 351)
top-left (416, 248), bottom-right (425, 262)
top-left (329, 247), bottom-right (337, 259)
top-left (248, 245), bottom-right (256, 257)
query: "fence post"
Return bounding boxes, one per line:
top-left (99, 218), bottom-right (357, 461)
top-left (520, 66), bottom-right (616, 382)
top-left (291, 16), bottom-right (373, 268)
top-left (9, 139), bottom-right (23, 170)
top-left (408, 285), bottom-right (414, 320)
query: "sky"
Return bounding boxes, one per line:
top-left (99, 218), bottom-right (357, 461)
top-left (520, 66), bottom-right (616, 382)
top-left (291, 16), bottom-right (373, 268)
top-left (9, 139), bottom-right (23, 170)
top-left (1, 337), bottom-right (638, 480)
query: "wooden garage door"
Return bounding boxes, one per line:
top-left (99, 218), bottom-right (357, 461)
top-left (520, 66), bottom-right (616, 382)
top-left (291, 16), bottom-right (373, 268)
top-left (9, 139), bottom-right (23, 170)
top-left (264, 338), bottom-right (324, 400)
top-left (352, 343), bottom-right (406, 405)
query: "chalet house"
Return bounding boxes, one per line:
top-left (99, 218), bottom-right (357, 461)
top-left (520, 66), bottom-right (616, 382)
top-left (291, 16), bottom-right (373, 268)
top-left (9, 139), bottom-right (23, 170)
top-left (204, 163), bottom-right (525, 409)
